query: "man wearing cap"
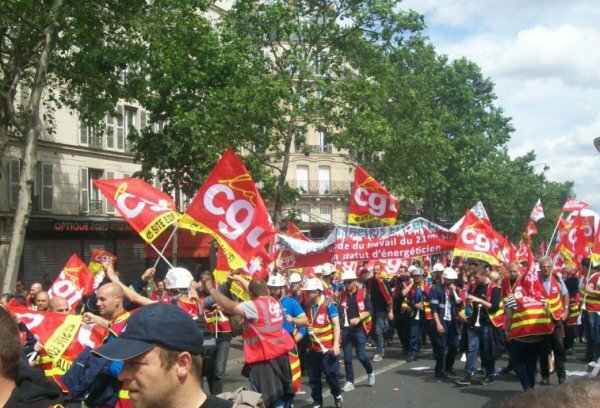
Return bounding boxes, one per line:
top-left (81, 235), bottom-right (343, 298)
top-left (365, 263), bottom-right (393, 362)
top-left (300, 277), bottom-right (343, 408)
top-left (429, 267), bottom-right (462, 379)
top-left (94, 302), bottom-right (233, 408)
top-left (339, 270), bottom-right (375, 392)
top-left (203, 277), bottom-right (296, 408)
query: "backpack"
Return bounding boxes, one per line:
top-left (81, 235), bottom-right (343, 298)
top-left (217, 386), bottom-right (265, 408)
top-left (62, 346), bottom-right (119, 407)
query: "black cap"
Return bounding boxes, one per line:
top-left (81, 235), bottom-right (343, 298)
top-left (93, 302), bottom-right (204, 361)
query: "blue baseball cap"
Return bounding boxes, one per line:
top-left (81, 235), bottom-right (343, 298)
top-left (93, 302), bottom-right (204, 361)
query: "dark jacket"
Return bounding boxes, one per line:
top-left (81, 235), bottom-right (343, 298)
top-left (4, 361), bottom-right (63, 408)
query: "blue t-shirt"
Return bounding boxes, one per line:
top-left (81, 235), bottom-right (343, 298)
top-left (281, 296), bottom-right (307, 338)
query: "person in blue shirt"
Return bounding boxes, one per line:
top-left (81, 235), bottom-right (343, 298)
top-left (267, 273), bottom-right (308, 341)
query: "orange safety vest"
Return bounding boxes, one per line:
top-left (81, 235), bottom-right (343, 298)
top-left (176, 297), bottom-right (203, 321)
top-left (423, 284), bottom-right (433, 320)
top-left (340, 288), bottom-right (372, 334)
top-left (151, 290), bottom-right (170, 303)
top-left (583, 272), bottom-right (600, 313)
top-left (486, 283), bottom-right (505, 328)
top-left (306, 295), bottom-right (336, 352)
top-left (508, 304), bottom-right (554, 340)
top-left (567, 295), bottom-right (581, 326)
top-left (544, 275), bottom-right (565, 320)
top-left (242, 296), bottom-right (295, 364)
top-left (204, 307), bottom-right (232, 334)
top-left (394, 281), bottom-right (410, 313)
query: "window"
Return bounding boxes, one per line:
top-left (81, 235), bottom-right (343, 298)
top-left (106, 113), bottom-right (115, 149)
top-left (318, 166), bottom-right (330, 195)
top-left (124, 106), bottom-right (138, 152)
top-left (80, 168), bottom-right (89, 213)
top-left (79, 121), bottom-right (102, 148)
top-left (320, 204), bottom-right (332, 222)
top-left (80, 168), bottom-right (104, 214)
top-left (316, 131), bottom-right (331, 153)
top-left (116, 105), bottom-right (125, 151)
top-left (296, 165), bottom-right (309, 194)
top-left (298, 204), bottom-right (310, 222)
top-left (105, 171), bottom-right (115, 214)
top-left (40, 163), bottom-right (53, 211)
top-left (9, 159), bottom-right (20, 209)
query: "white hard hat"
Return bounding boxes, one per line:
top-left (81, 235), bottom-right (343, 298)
top-left (341, 270), bottom-right (358, 281)
top-left (442, 267), bottom-right (458, 280)
top-left (302, 278), bottom-right (322, 291)
top-left (321, 263), bottom-right (335, 276)
top-left (164, 267), bottom-right (194, 290)
top-left (289, 272), bottom-right (302, 283)
top-left (267, 274), bottom-right (286, 287)
top-left (313, 267), bottom-right (322, 275)
top-left (409, 266), bottom-right (423, 276)
top-left (432, 263), bottom-right (445, 273)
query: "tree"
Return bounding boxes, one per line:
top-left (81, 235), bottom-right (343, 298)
top-left (0, 0), bottom-right (149, 292)
top-left (217, 0), bottom-right (423, 227)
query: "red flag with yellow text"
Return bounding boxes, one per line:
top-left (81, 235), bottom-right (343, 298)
top-left (48, 254), bottom-right (94, 313)
top-left (179, 149), bottom-right (275, 269)
top-left (93, 178), bottom-right (181, 243)
top-left (453, 203), bottom-right (503, 266)
top-left (348, 165), bottom-right (399, 225)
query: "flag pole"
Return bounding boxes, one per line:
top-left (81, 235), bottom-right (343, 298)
top-left (581, 259), bottom-right (594, 310)
top-left (151, 243), bottom-right (175, 268)
top-left (545, 212), bottom-right (564, 256)
top-left (153, 224), bottom-right (178, 269)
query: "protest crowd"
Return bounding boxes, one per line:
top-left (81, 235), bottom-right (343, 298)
top-left (2, 150), bottom-right (600, 408)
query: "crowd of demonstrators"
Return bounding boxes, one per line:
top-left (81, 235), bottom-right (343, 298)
top-left (3, 253), bottom-right (600, 408)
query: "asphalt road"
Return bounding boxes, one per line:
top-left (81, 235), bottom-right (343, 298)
top-left (216, 338), bottom-right (593, 408)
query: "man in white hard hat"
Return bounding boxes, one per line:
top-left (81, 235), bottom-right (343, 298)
top-left (339, 270), bottom-right (375, 392)
top-left (429, 267), bottom-right (462, 379)
top-left (299, 278), bottom-right (343, 408)
top-left (288, 272), bottom-right (304, 304)
top-left (267, 273), bottom-right (308, 342)
top-left (432, 263), bottom-right (445, 285)
top-left (405, 266), bottom-right (428, 362)
top-left (319, 264), bottom-right (338, 302)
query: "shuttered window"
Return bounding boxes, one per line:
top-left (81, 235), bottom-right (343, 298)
top-left (80, 168), bottom-right (89, 213)
top-left (41, 163), bottom-right (53, 211)
top-left (9, 159), bottom-right (21, 209)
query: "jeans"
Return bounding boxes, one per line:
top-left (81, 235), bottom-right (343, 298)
top-left (409, 319), bottom-right (422, 359)
top-left (509, 340), bottom-right (542, 391)
top-left (592, 311), bottom-right (600, 360)
top-left (342, 328), bottom-right (373, 383)
top-left (307, 350), bottom-right (340, 405)
top-left (539, 321), bottom-right (566, 380)
top-left (395, 314), bottom-right (410, 352)
top-left (431, 319), bottom-right (459, 374)
top-left (373, 311), bottom-right (387, 355)
top-left (464, 325), bottom-right (495, 378)
top-left (204, 340), bottom-right (230, 395)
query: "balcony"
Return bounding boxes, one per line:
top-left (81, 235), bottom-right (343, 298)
top-left (288, 180), bottom-right (351, 196)
top-left (89, 199), bottom-right (103, 215)
top-left (294, 144), bottom-right (333, 154)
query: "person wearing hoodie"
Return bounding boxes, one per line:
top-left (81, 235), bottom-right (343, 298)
top-left (0, 306), bottom-right (63, 408)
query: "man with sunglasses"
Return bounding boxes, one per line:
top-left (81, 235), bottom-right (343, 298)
top-left (339, 270), bottom-right (375, 392)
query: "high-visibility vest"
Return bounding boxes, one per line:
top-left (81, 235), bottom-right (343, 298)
top-left (486, 283), bottom-right (505, 328)
top-left (583, 272), bottom-right (600, 313)
top-left (306, 295), bottom-right (335, 352)
top-left (340, 288), bottom-right (372, 334)
top-left (567, 295), bottom-right (581, 326)
top-left (508, 305), bottom-right (554, 340)
top-left (545, 275), bottom-right (565, 320)
top-left (204, 307), bottom-right (232, 334)
top-left (423, 284), bottom-right (433, 320)
top-left (176, 297), bottom-right (203, 321)
top-left (151, 290), bottom-right (170, 303)
top-left (501, 277), bottom-right (519, 303)
top-left (394, 281), bottom-right (410, 313)
top-left (242, 296), bottom-right (295, 364)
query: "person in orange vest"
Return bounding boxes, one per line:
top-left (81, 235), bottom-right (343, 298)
top-left (563, 264), bottom-right (580, 355)
top-left (504, 268), bottom-right (555, 391)
top-left (455, 265), bottom-right (503, 386)
top-left (499, 262), bottom-right (521, 375)
top-left (536, 256), bottom-right (569, 385)
top-left (202, 276), bottom-right (296, 408)
top-left (339, 270), bottom-right (375, 393)
top-left (300, 277), bottom-right (343, 408)
top-left (429, 268), bottom-right (462, 379)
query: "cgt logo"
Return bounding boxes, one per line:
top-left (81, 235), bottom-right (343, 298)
top-left (114, 183), bottom-right (171, 219)
top-left (354, 187), bottom-right (397, 217)
top-left (204, 183), bottom-right (268, 248)
top-left (461, 228), bottom-right (500, 253)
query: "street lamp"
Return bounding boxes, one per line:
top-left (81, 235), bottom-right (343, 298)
top-left (534, 162), bottom-right (550, 171)
top-left (594, 137), bottom-right (600, 154)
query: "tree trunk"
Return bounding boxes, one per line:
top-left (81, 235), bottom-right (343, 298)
top-left (1, 4), bottom-right (61, 293)
top-left (271, 132), bottom-right (293, 228)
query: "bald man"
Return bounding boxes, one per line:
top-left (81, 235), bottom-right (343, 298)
top-left (28, 283), bottom-right (43, 309)
top-left (34, 291), bottom-right (50, 311)
top-left (48, 296), bottom-right (69, 314)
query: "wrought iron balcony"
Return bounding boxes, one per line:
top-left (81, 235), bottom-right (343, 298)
top-left (89, 199), bottom-right (104, 214)
top-left (294, 144), bottom-right (333, 154)
top-left (288, 180), bottom-right (351, 196)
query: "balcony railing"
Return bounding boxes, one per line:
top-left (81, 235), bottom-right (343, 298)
top-left (294, 144), bottom-right (333, 154)
top-left (288, 180), bottom-right (351, 196)
top-left (89, 199), bottom-right (103, 214)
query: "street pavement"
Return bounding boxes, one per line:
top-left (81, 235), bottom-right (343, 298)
top-left (216, 338), bottom-right (593, 408)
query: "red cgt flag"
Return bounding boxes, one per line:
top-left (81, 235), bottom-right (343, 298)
top-left (562, 198), bottom-right (590, 212)
top-left (88, 249), bottom-right (117, 275)
top-left (48, 254), bottom-right (95, 312)
top-left (286, 221), bottom-right (310, 241)
top-left (556, 213), bottom-right (589, 267)
top-left (591, 226), bottom-right (600, 265)
top-left (348, 165), bottom-right (399, 225)
top-left (179, 149), bottom-right (275, 270)
top-left (93, 178), bottom-right (181, 243)
top-left (453, 203), bottom-right (503, 266)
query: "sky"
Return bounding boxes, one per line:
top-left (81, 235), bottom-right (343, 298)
top-left (401, 0), bottom-right (600, 211)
